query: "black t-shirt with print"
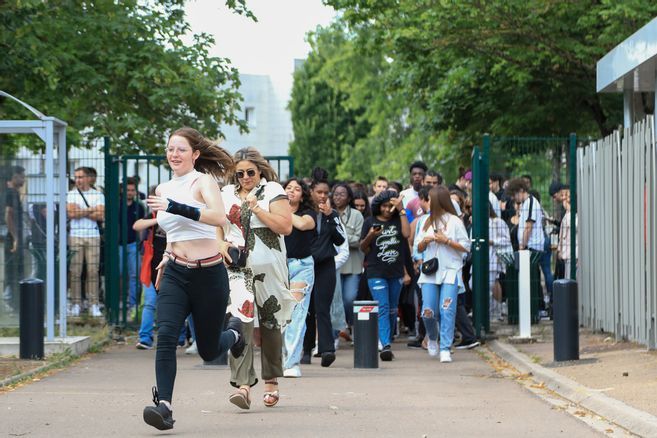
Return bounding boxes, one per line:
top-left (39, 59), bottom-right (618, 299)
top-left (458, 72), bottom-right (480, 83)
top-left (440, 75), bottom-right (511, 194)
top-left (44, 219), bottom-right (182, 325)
top-left (360, 215), bottom-right (404, 279)
top-left (284, 208), bottom-right (316, 259)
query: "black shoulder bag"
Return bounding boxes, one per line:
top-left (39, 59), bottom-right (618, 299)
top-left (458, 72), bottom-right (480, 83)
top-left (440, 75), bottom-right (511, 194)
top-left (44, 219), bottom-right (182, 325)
top-left (421, 220), bottom-right (439, 275)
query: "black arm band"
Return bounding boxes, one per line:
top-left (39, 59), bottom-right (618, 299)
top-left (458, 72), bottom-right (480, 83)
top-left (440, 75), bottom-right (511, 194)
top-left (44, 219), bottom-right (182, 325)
top-left (166, 198), bottom-right (201, 221)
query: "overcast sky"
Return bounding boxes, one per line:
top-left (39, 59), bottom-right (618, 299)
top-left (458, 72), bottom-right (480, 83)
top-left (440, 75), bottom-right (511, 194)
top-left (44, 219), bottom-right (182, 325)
top-left (184, 0), bottom-right (336, 100)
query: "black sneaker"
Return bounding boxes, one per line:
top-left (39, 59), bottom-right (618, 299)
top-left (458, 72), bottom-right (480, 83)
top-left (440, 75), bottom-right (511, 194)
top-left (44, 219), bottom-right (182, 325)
top-left (406, 338), bottom-right (422, 349)
top-left (454, 339), bottom-right (481, 350)
top-left (143, 387), bottom-right (175, 430)
top-left (320, 352), bottom-right (336, 367)
top-left (380, 345), bottom-right (394, 361)
top-left (300, 352), bottom-right (311, 365)
top-left (226, 316), bottom-right (246, 358)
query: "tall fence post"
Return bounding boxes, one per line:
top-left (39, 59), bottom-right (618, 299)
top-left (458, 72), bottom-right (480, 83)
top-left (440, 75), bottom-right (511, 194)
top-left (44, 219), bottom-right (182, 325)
top-left (472, 135), bottom-right (490, 338)
top-left (104, 137), bottom-right (120, 325)
top-left (569, 133), bottom-right (577, 280)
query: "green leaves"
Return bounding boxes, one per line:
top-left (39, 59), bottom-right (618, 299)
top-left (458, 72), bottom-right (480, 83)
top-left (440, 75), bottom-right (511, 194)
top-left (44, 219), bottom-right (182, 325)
top-left (0, 0), bottom-right (250, 154)
top-left (288, 0), bottom-right (657, 182)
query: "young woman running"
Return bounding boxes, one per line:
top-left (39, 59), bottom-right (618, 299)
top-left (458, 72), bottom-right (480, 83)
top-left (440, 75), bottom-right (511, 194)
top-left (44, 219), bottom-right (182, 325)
top-left (142, 127), bottom-right (244, 430)
top-left (219, 147), bottom-right (294, 409)
top-left (281, 178), bottom-right (316, 377)
top-left (302, 168), bottom-right (346, 366)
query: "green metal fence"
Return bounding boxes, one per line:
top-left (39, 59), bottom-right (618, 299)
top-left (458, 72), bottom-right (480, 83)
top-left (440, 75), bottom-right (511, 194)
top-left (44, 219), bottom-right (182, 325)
top-left (471, 134), bottom-right (577, 337)
top-left (103, 138), bottom-right (294, 327)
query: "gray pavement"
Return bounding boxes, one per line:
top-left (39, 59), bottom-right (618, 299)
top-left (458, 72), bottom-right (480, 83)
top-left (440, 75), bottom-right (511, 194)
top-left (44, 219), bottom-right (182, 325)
top-left (2, 341), bottom-right (600, 437)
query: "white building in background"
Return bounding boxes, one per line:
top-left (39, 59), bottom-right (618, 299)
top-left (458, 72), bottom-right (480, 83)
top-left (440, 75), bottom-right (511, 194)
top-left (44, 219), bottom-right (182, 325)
top-left (220, 74), bottom-right (294, 179)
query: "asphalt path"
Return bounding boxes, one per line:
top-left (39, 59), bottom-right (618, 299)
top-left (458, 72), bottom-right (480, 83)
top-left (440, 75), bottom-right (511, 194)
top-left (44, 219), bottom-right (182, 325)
top-left (1, 341), bottom-right (598, 437)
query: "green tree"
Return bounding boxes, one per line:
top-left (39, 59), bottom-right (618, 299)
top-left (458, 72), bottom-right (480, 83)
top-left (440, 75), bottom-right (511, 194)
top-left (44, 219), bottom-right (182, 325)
top-left (288, 24), bottom-right (370, 179)
top-left (0, 0), bottom-right (254, 154)
top-left (326, 0), bottom-right (657, 138)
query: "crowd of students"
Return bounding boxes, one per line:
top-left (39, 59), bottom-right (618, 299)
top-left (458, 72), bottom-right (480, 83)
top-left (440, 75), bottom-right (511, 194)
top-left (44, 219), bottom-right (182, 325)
top-left (49, 126), bottom-right (577, 430)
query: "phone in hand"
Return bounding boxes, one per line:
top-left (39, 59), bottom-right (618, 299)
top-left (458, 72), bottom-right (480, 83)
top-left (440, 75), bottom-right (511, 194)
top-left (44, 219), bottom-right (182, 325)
top-left (372, 223), bottom-right (382, 232)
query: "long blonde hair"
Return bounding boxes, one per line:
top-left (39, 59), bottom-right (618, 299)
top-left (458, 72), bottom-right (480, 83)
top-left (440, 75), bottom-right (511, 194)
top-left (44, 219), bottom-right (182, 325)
top-left (233, 147), bottom-right (278, 183)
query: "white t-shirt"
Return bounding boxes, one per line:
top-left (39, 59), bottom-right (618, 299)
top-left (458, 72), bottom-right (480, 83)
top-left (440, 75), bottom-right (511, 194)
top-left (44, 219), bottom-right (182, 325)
top-left (518, 195), bottom-right (544, 251)
top-left (400, 187), bottom-right (418, 209)
top-left (67, 188), bottom-right (104, 238)
top-left (489, 191), bottom-right (501, 218)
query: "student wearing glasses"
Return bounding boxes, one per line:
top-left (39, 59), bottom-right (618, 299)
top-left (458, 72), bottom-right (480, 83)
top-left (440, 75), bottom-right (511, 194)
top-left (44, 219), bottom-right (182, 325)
top-left (218, 147), bottom-right (294, 410)
top-left (141, 127), bottom-right (244, 431)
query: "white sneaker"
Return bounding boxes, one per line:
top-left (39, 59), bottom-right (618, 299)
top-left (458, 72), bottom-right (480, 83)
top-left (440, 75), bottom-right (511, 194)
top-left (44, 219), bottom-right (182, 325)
top-left (334, 337), bottom-right (340, 351)
top-left (68, 303), bottom-right (80, 317)
top-left (90, 304), bottom-right (102, 318)
top-left (440, 350), bottom-right (452, 363)
top-left (283, 365), bottom-right (302, 378)
top-left (427, 340), bottom-right (439, 357)
top-left (185, 341), bottom-right (198, 355)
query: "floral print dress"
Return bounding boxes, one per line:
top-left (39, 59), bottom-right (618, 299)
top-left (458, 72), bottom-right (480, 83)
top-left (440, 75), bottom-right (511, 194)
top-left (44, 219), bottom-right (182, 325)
top-left (221, 178), bottom-right (294, 330)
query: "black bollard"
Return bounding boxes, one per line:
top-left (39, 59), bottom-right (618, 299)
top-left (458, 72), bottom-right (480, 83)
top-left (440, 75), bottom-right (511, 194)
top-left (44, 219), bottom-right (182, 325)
top-left (19, 279), bottom-right (45, 360)
top-left (353, 300), bottom-right (379, 369)
top-left (553, 279), bottom-right (579, 362)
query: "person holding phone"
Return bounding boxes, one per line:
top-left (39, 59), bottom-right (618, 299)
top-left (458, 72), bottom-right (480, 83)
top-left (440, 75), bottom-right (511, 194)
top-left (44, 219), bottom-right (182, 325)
top-left (218, 147), bottom-right (294, 410)
top-left (360, 190), bottom-right (409, 361)
top-left (141, 127), bottom-right (245, 431)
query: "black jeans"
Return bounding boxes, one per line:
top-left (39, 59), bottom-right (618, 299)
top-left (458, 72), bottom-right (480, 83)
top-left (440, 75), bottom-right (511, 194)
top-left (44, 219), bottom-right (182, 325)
top-left (155, 262), bottom-right (234, 402)
top-left (304, 258), bottom-right (336, 355)
top-left (456, 294), bottom-right (476, 342)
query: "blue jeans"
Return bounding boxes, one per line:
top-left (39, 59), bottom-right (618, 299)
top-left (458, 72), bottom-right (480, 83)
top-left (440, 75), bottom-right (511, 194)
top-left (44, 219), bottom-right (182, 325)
top-left (367, 277), bottom-right (403, 348)
top-left (341, 273), bottom-right (361, 326)
top-left (119, 242), bottom-right (139, 307)
top-left (284, 256), bottom-right (315, 369)
top-left (421, 281), bottom-right (459, 352)
top-left (138, 283), bottom-right (188, 347)
top-left (138, 283), bottom-right (157, 345)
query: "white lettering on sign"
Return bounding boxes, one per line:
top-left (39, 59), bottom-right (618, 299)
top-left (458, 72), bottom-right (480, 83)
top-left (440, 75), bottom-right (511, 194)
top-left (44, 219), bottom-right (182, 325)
top-left (354, 306), bottom-right (379, 313)
top-left (357, 312), bottom-right (370, 320)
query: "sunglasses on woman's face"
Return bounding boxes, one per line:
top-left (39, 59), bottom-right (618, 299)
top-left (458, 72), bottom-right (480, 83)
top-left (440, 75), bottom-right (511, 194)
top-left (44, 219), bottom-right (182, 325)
top-left (236, 169), bottom-right (257, 179)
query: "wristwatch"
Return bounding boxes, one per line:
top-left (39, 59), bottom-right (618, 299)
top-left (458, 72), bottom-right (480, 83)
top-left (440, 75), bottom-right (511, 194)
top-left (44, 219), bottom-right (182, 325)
top-left (399, 209), bottom-right (406, 216)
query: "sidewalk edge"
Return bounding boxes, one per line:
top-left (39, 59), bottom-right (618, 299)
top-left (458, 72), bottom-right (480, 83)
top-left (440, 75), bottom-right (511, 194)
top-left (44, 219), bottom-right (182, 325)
top-left (488, 340), bottom-right (657, 438)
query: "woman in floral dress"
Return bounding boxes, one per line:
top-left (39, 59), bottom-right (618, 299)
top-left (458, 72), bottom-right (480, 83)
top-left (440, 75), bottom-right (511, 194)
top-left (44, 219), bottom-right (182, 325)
top-left (218, 147), bottom-right (294, 409)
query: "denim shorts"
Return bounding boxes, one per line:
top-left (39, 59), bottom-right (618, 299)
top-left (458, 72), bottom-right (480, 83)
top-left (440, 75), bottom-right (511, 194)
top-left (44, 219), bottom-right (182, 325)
top-left (287, 256), bottom-right (315, 294)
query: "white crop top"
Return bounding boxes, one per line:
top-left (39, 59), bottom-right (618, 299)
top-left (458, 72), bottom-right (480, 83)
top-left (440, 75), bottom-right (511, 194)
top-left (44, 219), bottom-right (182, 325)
top-left (156, 170), bottom-right (217, 242)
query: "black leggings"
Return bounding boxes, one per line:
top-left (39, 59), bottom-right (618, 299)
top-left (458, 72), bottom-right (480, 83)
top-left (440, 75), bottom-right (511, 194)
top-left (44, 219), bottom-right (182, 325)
top-left (155, 262), bottom-right (234, 402)
top-left (304, 258), bottom-right (336, 354)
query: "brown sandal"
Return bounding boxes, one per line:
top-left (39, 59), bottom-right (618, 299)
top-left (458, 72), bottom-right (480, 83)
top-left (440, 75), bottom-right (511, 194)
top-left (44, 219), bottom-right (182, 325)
top-left (229, 387), bottom-right (251, 410)
top-left (263, 380), bottom-right (279, 408)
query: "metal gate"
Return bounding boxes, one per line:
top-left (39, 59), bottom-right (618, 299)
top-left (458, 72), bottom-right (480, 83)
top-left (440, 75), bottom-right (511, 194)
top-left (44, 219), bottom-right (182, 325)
top-left (103, 138), bottom-right (294, 326)
top-left (470, 134), bottom-right (577, 337)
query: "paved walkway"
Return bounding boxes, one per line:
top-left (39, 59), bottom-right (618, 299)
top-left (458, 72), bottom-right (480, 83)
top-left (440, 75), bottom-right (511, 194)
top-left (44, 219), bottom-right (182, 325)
top-left (1, 340), bottom-right (601, 437)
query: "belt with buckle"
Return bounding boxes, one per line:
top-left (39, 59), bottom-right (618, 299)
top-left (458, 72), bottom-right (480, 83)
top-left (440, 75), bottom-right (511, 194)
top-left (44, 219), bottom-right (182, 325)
top-left (170, 252), bottom-right (223, 269)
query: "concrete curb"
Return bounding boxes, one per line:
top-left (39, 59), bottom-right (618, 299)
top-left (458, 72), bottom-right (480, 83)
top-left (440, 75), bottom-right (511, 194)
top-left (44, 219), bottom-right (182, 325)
top-left (488, 340), bottom-right (657, 438)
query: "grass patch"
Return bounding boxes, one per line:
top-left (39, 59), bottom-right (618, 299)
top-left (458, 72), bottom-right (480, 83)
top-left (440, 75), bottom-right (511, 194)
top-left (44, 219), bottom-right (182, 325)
top-left (1, 323), bottom-right (113, 389)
